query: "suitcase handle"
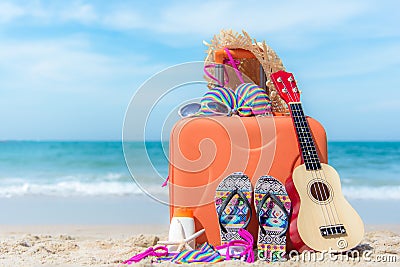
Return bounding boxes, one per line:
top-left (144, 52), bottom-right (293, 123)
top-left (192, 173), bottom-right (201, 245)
top-left (214, 48), bottom-right (256, 64)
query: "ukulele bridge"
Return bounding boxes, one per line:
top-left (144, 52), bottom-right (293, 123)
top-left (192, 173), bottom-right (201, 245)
top-left (320, 224), bottom-right (346, 237)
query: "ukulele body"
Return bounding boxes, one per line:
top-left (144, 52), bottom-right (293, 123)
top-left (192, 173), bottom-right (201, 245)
top-left (286, 163), bottom-right (364, 252)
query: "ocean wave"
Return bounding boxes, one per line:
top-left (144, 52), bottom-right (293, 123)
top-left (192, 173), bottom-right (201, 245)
top-left (0, 180), bottom-right (398, 200)
top-left (0, 181), bottom-right (168, 198)
top-left (0, 172), bottom-right (164, 184)
top-left (0, 173), bottom-right (134, 184)
top-left (343, 186), bottom-right (400, 200)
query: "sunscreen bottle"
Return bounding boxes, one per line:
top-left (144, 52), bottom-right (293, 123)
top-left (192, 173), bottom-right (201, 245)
top-left (168, 208), bottom-right (195, 252)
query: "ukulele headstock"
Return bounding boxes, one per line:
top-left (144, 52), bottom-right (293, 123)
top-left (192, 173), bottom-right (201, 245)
top-left (270, 70), bottom-right (301, 104)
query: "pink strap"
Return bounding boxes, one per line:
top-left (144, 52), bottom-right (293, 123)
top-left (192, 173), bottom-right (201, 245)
top-left (215, 228), bottom-right (254, 263)
top-left (123, 246), bottom-right (168, 264)
top-left (161, 176), bottom-right (169, 187)
top-left (238, 228), bottom-right (254, 263)
top-left (223, 48), bottom-right (245, 84)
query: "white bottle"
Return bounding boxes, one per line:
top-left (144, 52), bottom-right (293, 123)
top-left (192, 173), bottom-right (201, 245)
top-left (168, 208), bottom-right (195, 253)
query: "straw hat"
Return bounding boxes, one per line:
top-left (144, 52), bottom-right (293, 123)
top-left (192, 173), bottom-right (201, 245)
top-left (204, 29), bottom-right (288, 113)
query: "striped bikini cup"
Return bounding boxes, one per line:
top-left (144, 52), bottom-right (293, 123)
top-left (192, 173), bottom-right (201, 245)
top-left (200, 83), bottom-right (271, 116)
top-left (200, 86), bottom-right (236, 115)
top-left (236, 83), bottom-right (272, 116)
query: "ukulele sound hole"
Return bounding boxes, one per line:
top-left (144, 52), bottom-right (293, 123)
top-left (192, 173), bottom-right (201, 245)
top-left (309, 181), bottom-right (331, 202)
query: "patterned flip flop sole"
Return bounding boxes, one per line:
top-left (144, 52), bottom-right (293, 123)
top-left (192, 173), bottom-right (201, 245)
top-left (254, 176), bottom-right (291, 262)
top-left (215, 172), bottom-right (252, 244)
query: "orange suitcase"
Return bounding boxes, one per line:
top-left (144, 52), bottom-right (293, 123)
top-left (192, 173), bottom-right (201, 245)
top-left (168, 44), bottom-right (328, 246)
top-left (168, 115), bottom-right (328, 246)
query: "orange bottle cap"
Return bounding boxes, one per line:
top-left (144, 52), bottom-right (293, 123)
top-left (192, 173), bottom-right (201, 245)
top-left (173, 208), bottom-right (194, 218)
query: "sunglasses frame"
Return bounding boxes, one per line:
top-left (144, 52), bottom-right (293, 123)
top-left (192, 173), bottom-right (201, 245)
top-left (178, 101), bottom-right (233, 118)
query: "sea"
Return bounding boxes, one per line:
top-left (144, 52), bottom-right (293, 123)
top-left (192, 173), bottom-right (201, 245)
top-left (0, 141), bottom-right (399, 200)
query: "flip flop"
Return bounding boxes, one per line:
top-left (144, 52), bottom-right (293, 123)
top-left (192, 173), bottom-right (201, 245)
top-left (215, 172), bottom-right (252, 245)
top-left (254, 175), bottom-right (291, 262)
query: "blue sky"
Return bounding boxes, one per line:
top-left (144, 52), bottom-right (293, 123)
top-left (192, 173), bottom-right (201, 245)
top-left (0, 0), bottom-right (399, 141)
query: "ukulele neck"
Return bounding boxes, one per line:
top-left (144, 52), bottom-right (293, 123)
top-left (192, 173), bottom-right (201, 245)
top-left (289, 102), bottom-right (321, 171)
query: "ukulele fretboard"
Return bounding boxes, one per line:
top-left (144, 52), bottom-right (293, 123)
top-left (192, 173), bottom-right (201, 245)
top-left (289, 103), bottom-right (321, 171)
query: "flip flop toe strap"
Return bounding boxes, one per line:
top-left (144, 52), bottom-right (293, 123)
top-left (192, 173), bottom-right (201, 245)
top-left (218, 188), bottom-right (252, 233)
top-left (256, 192), bottom-right (289, 237)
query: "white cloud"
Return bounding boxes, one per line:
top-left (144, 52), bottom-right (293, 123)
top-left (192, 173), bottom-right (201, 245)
top-left (0, 0), bottom-right (373, 35)
top-left (102, 8), bottom-right (144, 30)
top-left (0, 34), bottom-right (168, 140)
top-left (0, 36), bottom-right (163, 94)
top-left (60, 3), bottom-right (98, 24)
top-left (153, 0), bottom-right (369, 35)
top-left (0, 2), bottom-right (25, 22)
top-left (0, 1), bottom-right (394, 52)
top-left (298, 42), bottom-right (400, 79)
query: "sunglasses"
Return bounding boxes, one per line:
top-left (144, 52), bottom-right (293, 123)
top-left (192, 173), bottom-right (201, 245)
top-left (179, 101), bottom-right (232, 118)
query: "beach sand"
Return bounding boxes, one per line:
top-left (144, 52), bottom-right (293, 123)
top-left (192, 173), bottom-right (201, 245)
top-left (0, 225), bottom-right (399, 266)
top-left (0, 197), bottom-right (399, 266)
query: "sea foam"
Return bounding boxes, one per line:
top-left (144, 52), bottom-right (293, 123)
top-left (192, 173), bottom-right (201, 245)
top-left (0, 181), bottom-right (167, 198)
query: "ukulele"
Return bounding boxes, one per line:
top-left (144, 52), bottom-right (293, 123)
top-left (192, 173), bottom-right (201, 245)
top-left (270, 70), bottom-right (364, 252)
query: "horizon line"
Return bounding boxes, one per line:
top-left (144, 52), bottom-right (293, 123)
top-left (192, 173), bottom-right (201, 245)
top-left (1, 139), bottom-right (400, 142)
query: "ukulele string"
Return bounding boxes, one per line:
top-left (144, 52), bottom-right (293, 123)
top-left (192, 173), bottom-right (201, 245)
top-left (290, 102), bottom-right (333, 227)
top-left (317, 165), bottom-right (342, 224)
top-left (288, 77), bottom-right (340, 228)
top-left (286, 81), bottom-right (337, 227)
top-left (294, 103), bottom-right (338, 226)
top-left (282, 81), bottom-right (331, 227)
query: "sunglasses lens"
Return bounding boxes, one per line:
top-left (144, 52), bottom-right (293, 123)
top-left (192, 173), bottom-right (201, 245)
top-left (206, 101), bottom-right (230, 115)
top-left (179, 103), bottom-right (201, 117)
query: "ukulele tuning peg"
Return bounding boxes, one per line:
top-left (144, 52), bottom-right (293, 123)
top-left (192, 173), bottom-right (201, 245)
top-left (288, 76), bottom-right (293, 82)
